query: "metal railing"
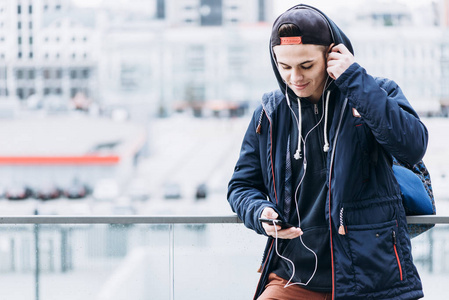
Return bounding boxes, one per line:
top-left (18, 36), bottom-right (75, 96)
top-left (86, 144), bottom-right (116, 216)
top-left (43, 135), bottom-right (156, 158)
top-left (0, 214), bottom-right (447, 224)
top-left (0, 215), bottom-right (447, 300)
top-left (0, 215), bottom-right (243, 224)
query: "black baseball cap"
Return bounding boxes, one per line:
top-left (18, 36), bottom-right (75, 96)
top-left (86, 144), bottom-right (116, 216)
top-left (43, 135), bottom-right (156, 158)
top-left (271, 6), bottom-right (333, 47)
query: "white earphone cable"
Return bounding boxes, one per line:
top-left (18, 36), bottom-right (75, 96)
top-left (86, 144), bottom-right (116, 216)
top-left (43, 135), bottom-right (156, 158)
top-left (278, 77), bottom-right (332, 288)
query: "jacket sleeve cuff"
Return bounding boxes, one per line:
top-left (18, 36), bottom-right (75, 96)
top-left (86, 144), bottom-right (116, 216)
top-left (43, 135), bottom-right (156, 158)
top-left (334, 62), bottom-right (361, 93)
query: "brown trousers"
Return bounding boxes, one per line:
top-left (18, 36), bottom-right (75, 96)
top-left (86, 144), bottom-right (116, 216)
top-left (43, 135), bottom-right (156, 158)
top-left (257, 273), bottom-right (332, 300)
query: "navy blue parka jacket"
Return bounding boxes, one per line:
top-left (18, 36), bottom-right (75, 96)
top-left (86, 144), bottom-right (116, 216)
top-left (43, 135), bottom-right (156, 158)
top-left (227, 5), bottom-right (427, 300)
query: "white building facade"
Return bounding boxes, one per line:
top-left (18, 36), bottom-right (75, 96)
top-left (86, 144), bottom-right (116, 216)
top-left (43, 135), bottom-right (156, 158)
top-left (0, 0), bottom-right (99, 105)
top-left (1, 0), bottom-right (449, 116)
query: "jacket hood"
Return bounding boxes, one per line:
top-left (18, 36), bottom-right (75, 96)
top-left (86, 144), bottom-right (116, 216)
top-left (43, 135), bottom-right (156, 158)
top-left (269, 4), bottom-right (354, 107)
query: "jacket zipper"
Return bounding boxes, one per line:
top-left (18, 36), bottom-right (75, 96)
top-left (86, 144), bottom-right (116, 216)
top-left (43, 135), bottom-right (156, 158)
top-left (338, 207), bottom-right (346, 235)
top-left (311, 101), bottom-right (327, 166)
top-left (328, 98), bottom-right (348, 300)
top-left (392, 230), bottom-right (404, 281)
top-left (253, 108), bottom-right (277, 300)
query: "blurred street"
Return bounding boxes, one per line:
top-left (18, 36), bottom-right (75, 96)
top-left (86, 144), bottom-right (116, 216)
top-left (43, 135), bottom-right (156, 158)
top-left (135, 113), bottom-right (449, 216)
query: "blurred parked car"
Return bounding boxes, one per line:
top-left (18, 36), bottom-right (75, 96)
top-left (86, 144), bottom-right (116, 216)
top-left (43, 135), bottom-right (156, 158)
top-left (163, 182), bottom-right (181, 199)
top-left (5, 184), bottom-right (33, 200)
top-left (195, 183), bottom-right (208, 200)
top-left (35, 183), bottom-right (61, 201)
top-left (64, 181), bottom-right (91, 199)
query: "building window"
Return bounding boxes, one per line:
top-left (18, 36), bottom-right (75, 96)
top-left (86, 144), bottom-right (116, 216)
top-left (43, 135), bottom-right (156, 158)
top-left (16, 70), bottom-right (23, 79)
top-left (29, 5), bottom-right (32, 14)
top-left (70, 69), bottom-right (77, 79)
top-left (17, 5), bottom-right (21, 14)
top-left (55, 5), bottom-right (61, 10)
top-left (55, 88), bottom-right (62, 94)
top-left (43, 69), bottom-right (50, 79)
top-left (82, 69), bottom-right (90, 78)
top-left (29, 37), bottom-right (33, 44)
top-left (18, 22), bottom-right (21, 29)
top-left (44, 87), bottom-right (50, 95)
top-left (16, 88), bottom-right (24, 99)
top-left (72, 37), bottom-right (76, 42)
top-left (72, 53), bottom-right (76, 59)
top-left (29, 69), bottom-right (35, 79)
top-left (56, 69), bottom-right (62, 78)
top-left (29, 21), bottom-right (32, 29)
top-left (18, 52), bottom-right (22, 59)
top-left (29, 52), bottom-right (33, 58)
top-left (18, 37), bottom-right (22, 44)
top-left (258, 0), bottom-right (266, 22)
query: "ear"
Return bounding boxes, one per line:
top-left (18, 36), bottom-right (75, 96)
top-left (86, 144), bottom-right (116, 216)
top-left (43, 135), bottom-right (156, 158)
top-left (326, 43), bottom-right (335, 58)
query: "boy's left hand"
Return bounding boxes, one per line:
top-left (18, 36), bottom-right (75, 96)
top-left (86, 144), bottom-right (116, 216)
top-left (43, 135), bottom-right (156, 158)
top-left (327, 44), bottom-right (355, 80)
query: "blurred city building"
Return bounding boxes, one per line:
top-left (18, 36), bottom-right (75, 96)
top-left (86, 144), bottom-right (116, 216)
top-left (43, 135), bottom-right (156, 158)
top-left (0, 0), bottom-right (99, 107)
top-left (2, 0), bottom-right (449, 117)
top-left (339, 0), bottom-right (449, 116)
top-left (0, 0), bottom-right (276, 118)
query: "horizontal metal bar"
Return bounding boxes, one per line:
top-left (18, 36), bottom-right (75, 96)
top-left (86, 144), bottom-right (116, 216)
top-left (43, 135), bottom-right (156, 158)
top-left (0, 215), bottom-right (447, 225)
top-left (0, 215), bottom-right (243, 224)
top-left (406, 215), bottom-right (449, 224)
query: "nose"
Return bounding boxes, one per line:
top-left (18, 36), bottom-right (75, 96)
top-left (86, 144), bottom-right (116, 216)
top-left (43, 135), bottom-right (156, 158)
top-left (290, 67), bottom-right (304, 83)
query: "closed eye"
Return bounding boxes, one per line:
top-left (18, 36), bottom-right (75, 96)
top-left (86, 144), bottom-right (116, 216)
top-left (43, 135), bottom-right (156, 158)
top-left (279, 63), bottom-right (291, 70)
top-left (301, 64), bottom-right (313, 70)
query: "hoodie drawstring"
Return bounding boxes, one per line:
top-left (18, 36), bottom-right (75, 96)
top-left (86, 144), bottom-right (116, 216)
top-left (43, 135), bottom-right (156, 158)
top-left (323, 90), bottom-right (331, 152)
top-left (294, 98), bottom-right (302, 160)
top-left (287, 88), bottom-right (331, 159)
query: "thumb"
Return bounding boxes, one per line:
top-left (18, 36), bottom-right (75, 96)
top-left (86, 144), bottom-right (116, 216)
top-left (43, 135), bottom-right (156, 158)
top-left (262, 207), bottom-right (278, 219)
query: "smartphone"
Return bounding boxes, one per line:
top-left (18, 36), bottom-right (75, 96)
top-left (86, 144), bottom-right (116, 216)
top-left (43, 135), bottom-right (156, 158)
top-left (259, 218), bottom-right (294, 229)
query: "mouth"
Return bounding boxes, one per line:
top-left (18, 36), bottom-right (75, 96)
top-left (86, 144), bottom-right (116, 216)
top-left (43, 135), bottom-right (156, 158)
top-left (291, 82), bottom-right (309, 91)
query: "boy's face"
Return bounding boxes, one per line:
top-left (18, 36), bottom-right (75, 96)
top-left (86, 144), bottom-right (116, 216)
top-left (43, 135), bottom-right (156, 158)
top-left (273, 44), bottom-right (329, 103)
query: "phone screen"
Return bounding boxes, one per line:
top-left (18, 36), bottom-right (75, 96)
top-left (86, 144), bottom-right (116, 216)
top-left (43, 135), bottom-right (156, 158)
top-left (259, 218), bottom-right (294, 229)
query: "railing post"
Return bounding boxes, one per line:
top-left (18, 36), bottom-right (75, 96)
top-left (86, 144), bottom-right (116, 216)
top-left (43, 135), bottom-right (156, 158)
top-left (34, 210), bottom-right (40, 300)
top-left (428, 228), bottom-right (434, 273)
top-left (169, 223), bottom-right (174, 300)
top-left (61, 227), bottom-right (68, 273)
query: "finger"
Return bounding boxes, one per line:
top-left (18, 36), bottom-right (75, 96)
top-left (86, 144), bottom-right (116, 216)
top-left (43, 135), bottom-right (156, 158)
top-left (277, 227), bottom-right (303, 239)
top-left (261, 207), bottom-right (275, 218)
top-left (332, 43), bottom-right (350, 55)
top-left (327, 51), bottom-right (342, 61)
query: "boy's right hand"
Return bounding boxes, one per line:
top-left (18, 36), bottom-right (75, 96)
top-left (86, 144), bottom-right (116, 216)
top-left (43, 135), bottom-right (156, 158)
top-left (260, 207), bottom-right (303, 239)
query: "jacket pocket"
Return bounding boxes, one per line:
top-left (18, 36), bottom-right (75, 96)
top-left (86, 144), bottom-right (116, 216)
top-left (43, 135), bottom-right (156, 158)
top-left (279, 227), bottom-right (331, 288)
top-left (345, 220), bottom-right (405, 294)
